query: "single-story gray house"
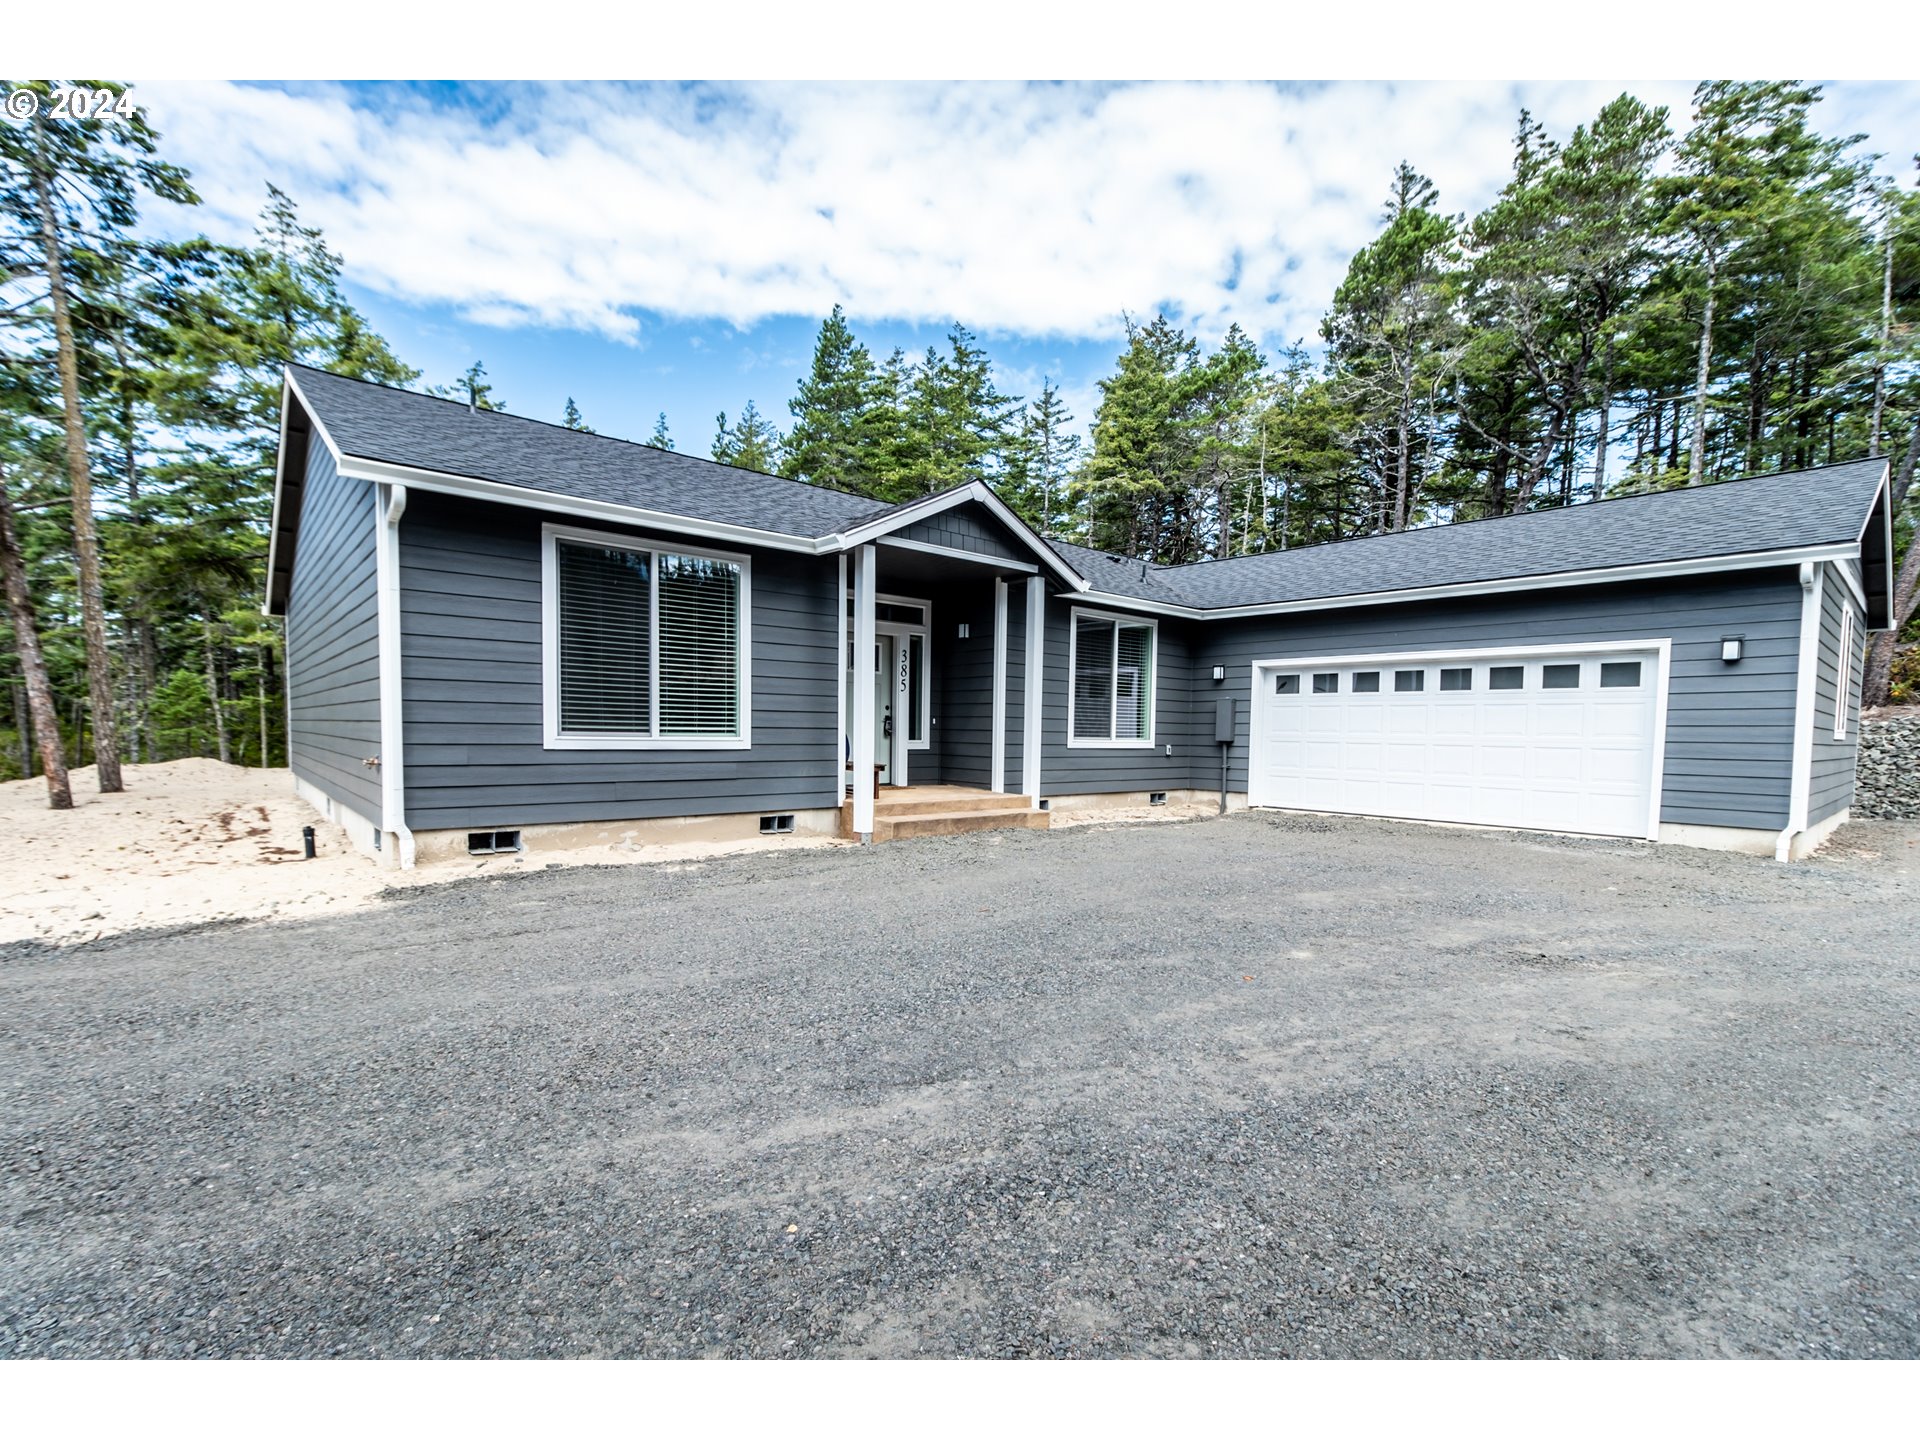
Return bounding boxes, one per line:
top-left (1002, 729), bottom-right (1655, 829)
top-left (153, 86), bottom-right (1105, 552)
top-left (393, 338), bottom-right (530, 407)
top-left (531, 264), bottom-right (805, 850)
top-left (266, 365), bottom-right (1895, 866)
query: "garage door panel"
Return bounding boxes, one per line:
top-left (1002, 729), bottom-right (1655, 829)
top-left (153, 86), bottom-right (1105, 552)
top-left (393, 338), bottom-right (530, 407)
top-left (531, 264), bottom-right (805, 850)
top-left (1254, 646), bottom-right (1659, 840)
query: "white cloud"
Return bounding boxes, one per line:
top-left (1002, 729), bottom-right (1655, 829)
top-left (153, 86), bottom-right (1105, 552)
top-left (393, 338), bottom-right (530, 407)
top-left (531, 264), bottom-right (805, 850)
top-left (135, 79), bottom-right (1898, 349)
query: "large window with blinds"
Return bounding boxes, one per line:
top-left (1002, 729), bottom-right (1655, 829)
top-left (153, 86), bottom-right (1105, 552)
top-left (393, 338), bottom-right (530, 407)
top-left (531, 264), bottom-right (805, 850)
top-left (1069, 609), bottom-right (1156, 746)
top-left (541, 525), bottom-right (750, 749)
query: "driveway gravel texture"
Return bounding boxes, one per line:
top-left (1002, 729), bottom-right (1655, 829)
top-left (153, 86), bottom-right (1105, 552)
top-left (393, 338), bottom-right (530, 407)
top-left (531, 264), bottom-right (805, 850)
top-left (4, 811), bottom-right (1918, 1359)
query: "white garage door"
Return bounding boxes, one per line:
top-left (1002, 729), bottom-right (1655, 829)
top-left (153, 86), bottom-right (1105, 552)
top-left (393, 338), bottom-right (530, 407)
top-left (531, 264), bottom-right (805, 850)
top-left (1250, 647), bottom-right (1663, 839)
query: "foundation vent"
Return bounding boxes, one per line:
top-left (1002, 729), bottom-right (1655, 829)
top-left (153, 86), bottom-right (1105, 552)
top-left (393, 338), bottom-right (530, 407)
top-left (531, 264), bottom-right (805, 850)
top-left (1149, 792), bottom-right (1167, 806)
top-left (468, 830), bottom-right (523, 855)
top-left (760, 814), bottom-right (796, 835)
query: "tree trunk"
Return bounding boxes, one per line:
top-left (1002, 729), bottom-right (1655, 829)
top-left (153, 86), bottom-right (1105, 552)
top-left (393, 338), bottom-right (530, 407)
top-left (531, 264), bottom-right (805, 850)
top-left (1746, 348), bottom-right (1768, 476)
top-left (12, 680), bottom-right (32, 779)
top-left (0, 463), bottom-right (73, 808)
top-left (1871, 221), bottom-right (1893, 457)
top-left (1591, 341), bottom-right (1614, 500)
top-left (257, 660), bottom-right (270, 768)
top-left (1863, 538), bottom-right (1919, 709)
top-left (31, 115), bottom-right (121, 792)
top-left (1689, 251), bottom-right (1716, 487)
top-left (1892, 415), bottom-right (1920, 516)
top-left (202, 616), bottom-right (231, 764)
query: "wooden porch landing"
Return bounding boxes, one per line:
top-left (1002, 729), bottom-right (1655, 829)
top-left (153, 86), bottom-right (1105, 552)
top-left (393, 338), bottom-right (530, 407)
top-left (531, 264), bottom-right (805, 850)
top-left (838, 784), bottom-right (1050, 842)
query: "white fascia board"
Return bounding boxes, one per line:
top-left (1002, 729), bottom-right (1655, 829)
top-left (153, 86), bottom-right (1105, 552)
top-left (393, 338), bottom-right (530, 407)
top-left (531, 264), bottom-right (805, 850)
top-left (828, 481), bottom-right (1088, 590)
top-left (333, 454), bottom-right (822, 556)
top-left (1078, 542), bottom-right (1862, 623)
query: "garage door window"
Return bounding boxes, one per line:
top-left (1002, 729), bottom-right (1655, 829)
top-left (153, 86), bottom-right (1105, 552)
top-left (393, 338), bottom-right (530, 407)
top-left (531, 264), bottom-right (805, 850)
top-left (1394, 670), bottom-right (1425, 692)
top-left (1600, 661), bottom-right (1642, 688)
top-left (1274, 673), bottom-right (1300, 695)
top-left (1071, 612), bottom-right (1156, 745)
top-left (1353, 671), bottom-right (1381, 693)
top-left (1489, 665), bottom-right (1523, 690)
top-left (1543, 664), bottom-right (1581, 689)
top-left (1440, 667), bottom-right (1472, 692)
top-left (1313, 673), bottom-right (1339, 694)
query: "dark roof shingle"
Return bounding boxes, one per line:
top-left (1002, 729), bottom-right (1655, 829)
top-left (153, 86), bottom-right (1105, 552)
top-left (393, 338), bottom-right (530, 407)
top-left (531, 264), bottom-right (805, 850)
top-left (290, 364), bottom-right (890, 538)
top-left (1075, 461), bottom-right (1887, 610)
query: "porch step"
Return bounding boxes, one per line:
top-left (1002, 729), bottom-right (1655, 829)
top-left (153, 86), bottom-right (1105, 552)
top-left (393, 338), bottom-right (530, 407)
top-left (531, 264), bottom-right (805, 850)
top-left (872, 791), bottom-right (1026, 818)
top-left (837, 791), bottom-right (1050, 841)
top-left (874, 805), bottom-right (1051, 842)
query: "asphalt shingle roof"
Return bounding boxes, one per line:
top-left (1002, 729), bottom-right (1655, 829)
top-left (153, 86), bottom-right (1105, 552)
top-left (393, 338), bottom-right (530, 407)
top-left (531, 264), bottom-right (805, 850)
top-left (290, 367), bottom-right (1885, 611)
top-left (290, 365), bottom-right (892, 538)
top-left (1078, 460), bottom-right (1887, 610)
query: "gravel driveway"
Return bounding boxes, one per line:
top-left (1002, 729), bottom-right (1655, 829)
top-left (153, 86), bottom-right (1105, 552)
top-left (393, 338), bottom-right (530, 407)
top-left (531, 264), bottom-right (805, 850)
top-left (4, 812), bottom-right (1918, 1358)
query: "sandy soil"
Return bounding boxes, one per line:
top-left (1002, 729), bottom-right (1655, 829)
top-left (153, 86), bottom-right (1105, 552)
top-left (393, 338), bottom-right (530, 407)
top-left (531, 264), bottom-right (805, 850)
top-left (1049, 798), bottom-right (1220, 828)
top-left (0, 759), bottom-right (843, 947)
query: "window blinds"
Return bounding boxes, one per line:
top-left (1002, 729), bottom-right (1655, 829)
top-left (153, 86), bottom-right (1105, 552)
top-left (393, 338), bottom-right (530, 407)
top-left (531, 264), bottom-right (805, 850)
top-left (1073, 613), bottom-right (1153, 742)
top-left (557, 542), bottom-right (651, 732)
top-left (555, 540), bottom-right (742, 739)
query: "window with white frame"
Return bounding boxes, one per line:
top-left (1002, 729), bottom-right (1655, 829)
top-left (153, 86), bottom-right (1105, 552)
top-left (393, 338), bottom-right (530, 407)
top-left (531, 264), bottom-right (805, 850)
top-left (543, 526), bottom-right (749, 748)
top-left (1070, 611), bottom-right (1156, 746)
top-left (1834, 603), bottom-right (1854, 740)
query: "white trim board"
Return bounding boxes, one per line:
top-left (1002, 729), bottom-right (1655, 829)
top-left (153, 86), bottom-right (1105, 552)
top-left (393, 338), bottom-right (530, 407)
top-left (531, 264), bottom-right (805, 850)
top-left (1245, 638), bottom-right (1673, 845)
top-left (538, 520), bottom-right (753, 752)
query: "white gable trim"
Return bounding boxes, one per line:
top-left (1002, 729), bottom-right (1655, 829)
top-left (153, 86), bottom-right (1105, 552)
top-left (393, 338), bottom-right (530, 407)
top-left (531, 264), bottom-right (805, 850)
top-left (825, 482), bottom-right (1088, 589)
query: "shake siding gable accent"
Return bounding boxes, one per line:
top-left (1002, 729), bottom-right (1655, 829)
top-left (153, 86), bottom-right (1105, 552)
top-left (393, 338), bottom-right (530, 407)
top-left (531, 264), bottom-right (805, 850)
top-left (284, 442), bottom-right (382, 820)
top-left (891, 502), bottom-right (1025, 564)
top-left (398, 490), bottom-right (837, 829)
top-left (1191, 570), bottom-right (1805, 831)
top-left (1808, 563), bottom-right (1863, 824)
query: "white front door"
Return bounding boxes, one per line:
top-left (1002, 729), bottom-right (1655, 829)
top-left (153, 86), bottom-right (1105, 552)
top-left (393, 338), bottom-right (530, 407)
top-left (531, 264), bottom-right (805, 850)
top-left (1250, 646), bottom-right (1663, 839)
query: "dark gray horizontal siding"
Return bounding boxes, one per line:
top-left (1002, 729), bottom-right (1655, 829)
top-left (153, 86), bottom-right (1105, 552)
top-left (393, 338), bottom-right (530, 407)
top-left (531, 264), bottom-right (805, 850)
top-left (1188, 570), bottom-right (1806, 831)
top-left (397, 492), bottom-right (838, 830)
top-left (1040, 600), bottom-right (1199, 796)
top-left (939, 587), bottom-right (999, 789)
top-left (1808, 565), bottom-right (1863, 824)
top-left (894, 502), bottom-right (1024, 563)
top-left (284, 444), bottom-right (382, 820)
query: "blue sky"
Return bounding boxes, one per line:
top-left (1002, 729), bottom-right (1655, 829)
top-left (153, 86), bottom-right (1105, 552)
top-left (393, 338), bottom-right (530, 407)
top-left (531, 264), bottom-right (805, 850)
top-left (135, 79), bottom-right (1920, 457)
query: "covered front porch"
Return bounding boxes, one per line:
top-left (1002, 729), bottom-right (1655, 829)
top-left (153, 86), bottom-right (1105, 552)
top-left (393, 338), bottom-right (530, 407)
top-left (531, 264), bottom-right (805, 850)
top-left (838, 521), bottom-right (1055, 844)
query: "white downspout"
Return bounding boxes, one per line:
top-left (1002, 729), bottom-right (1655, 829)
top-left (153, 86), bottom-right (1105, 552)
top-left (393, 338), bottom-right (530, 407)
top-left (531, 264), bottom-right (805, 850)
top-left (376, 482), bottom-right (415, 868)
top-left (1777, 560), bottom-right (1823, 863)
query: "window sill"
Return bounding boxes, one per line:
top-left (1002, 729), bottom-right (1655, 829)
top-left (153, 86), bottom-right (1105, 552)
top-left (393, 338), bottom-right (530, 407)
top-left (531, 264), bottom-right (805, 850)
top-left (543, 734), bottom-right (751, 751)
top-left (1066, 738), bottom-right (1157, 750)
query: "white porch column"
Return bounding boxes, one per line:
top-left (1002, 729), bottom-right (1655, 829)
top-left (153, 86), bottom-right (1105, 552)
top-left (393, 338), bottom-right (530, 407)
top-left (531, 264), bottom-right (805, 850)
top-left (851, 543), bottom-right (878, 840)
top-left (1022, 576), bottom-right (1044, 805)
top-left (990, 578), bottom-right (1008, 793)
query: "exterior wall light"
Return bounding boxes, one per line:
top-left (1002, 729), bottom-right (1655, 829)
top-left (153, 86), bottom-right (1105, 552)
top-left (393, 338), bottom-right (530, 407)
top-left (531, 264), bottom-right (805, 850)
top-left (1721, 636), bottom-right (1744, 663)
top-left (1211, 665), bottom-right (1226, 682)
top-left (957, 623), bottom-right (970, 639)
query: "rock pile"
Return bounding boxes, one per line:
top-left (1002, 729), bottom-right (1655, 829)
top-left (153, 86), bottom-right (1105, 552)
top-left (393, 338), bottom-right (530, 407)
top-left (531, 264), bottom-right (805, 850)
top-left (1855, 710), bottom-right (1920, 819)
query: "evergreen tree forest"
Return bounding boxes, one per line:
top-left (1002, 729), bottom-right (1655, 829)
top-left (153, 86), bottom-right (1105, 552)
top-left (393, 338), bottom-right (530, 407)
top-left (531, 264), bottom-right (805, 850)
top-left (2, 80), bottom-right (1916, 801)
